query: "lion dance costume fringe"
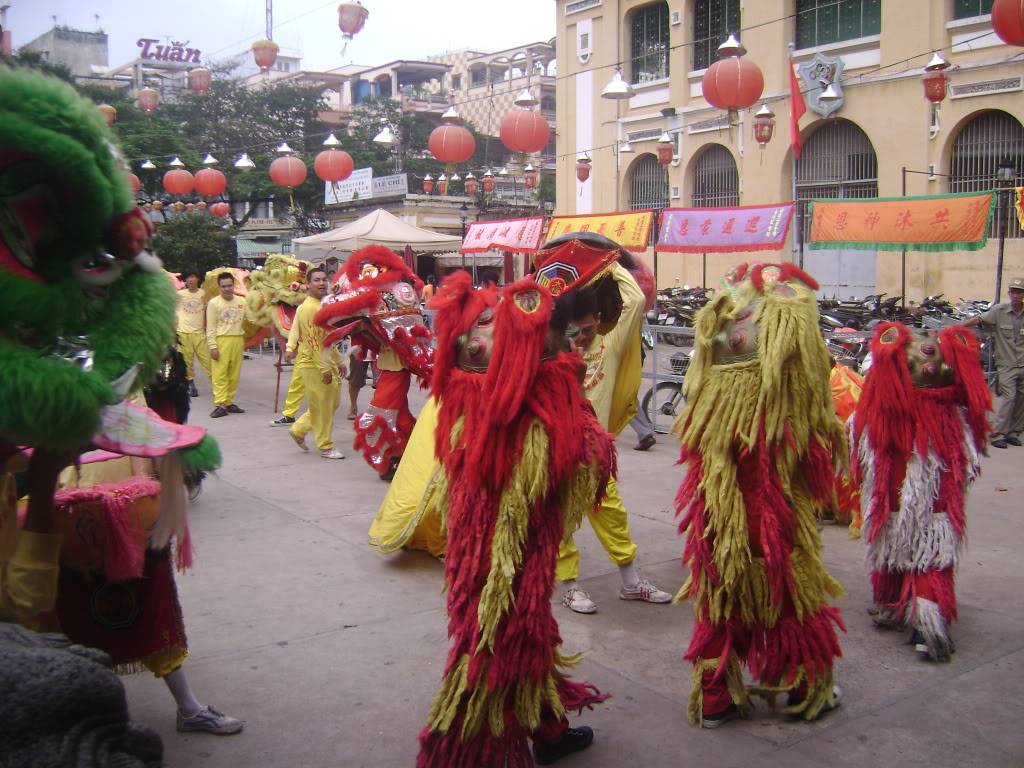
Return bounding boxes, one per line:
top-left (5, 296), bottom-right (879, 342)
top-left (851, 323), bottom-right (990, 662)
top-left (672, 263), bottom-right (847, 725)
top-left (416, 274), bottom-right (613, 767)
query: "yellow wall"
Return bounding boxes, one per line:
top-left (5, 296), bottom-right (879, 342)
top-left (556, 0), bottom-right (1024, 301)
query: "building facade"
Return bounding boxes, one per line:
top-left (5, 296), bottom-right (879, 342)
top-left (555, 0), bottom-right (1024, 300)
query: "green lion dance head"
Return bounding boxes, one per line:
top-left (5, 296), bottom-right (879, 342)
top-left (0, 66), bottom-right (176, 450)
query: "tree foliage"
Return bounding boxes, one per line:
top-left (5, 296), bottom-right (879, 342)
top-left (151, 214), bottom-right (235, 277)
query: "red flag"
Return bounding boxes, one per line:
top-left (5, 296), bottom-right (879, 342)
top-left (790, 58), bottom-right (807, 158)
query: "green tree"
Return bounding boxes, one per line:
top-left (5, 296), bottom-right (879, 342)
top-left (152, 213), bottom-right (235, 276)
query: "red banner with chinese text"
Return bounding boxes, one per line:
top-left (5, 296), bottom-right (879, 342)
top-left (460, 216), bottom-right (546, 254)
top-left (808, 192), bottom-right (995, 252)
top-left (545, 210), bottom-right (654, 253)
top-left (656, 203), bottom-right (794, 253)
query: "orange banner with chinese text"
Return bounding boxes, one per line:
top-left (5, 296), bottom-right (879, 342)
top-left (808, 192), bottom-right (995, 252)
top-left (545, 210), bottom-right (654, 253)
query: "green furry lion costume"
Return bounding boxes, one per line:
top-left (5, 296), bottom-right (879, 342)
top-left (0, 66), bottom-right (177, 451)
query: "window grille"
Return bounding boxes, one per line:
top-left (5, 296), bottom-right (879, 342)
top-left (470, 67), bottom-right (487, 87)
top-left (795, 0), bottom-right (881, 50)
top-left (630, 3), bottom-right (670, 84)
top-left (692, 145), bottom-right (739, 207)
top-left (950, 110), bottom-right (1024, 238)
top-left (693, 0), bottom-right (740, 71)
top-left (795, 119), bottom-right (878, 237)
top-left (953, 0), bottom-right (993, 19)
top-left (629, 154), bottom-right (669, 211)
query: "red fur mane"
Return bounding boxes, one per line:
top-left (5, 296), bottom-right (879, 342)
top-left (344, 244), bottom-right (424, 291)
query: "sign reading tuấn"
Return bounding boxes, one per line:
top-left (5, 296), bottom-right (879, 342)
top-left (136, 38), bottom-right (201, 63)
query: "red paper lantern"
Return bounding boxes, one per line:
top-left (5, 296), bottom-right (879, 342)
top-left (482, 171), bottom-right (495, 194)
top-left (314, 149), bottom-right (354, 182)
top-left (210, 202), bottom-right (231, 218)
top-left (127, 172), bottom-right (141, 193)
top-left (428, 123), bottom-right (475, 165)
top-left (338, 2), bottom-right (369, 39)
top-left (702, 55), bottom-right (764, 112)
top-left (992, 0), bottom-right (1024, 46)
top-left (656, 137), bottom-right (674, 167)
top-left (188, 67), bottom-right (212, 93)
top-left (194, 167), bottom-right (227, 197)
top-left (499, 109), bottom-right (550, 154)
top-left (753, 104), bottom-right (775, 146)
top-left (269, 156), bottom-right (308, 189)
top-left (97, 103), bottom-right (116, 126)
top-left (436, 176), bottom-right (449, 195)
top-left (136, 87), bottom-right (160, 113)
top-left (464, 174), bottom-right (479, 196)
top-left (576, 157), bottom-right (592, 183)
top-left (163, 169), bottom-right (194, 195)
top-left (523, 165), bottom-right (539, 190)
top-left (252, 39), bottom-right (280, 71)
top-left (922, 70), bottom-right (948, 103)
top-left (422, 175), bottom-right (434, 194)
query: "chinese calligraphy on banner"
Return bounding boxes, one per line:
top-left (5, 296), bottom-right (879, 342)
top-left (460, 217), bottom-right (546, 254)
top-left (545, 210), bottom-right (654, 253)
top-left (656, 203), bottom-right (794, 253)
top-left (809, 192), bottom-right (995, 252)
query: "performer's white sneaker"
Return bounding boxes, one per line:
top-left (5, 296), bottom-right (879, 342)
top-left (176, 705), bottom-right (244, 735)
top-left (619, 578), bottom-right (672, 604)
top-left (320, 449), bottom-right (346, 460)
top-left (562, 588), bottom-right (597, 614)
top-left (290, 431), bottom-right (309, 452)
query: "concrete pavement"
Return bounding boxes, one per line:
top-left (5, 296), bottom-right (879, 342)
top-left (122, 353), bottom-right (1024, 767)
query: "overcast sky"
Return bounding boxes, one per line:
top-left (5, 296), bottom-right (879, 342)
top-left (8, 0), bottom-right (556, 71)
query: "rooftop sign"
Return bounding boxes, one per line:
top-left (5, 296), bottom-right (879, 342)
top-left (137, 38), bottom-right (201, 64)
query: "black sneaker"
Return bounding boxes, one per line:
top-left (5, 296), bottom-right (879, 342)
top-left (992, 437), bottom-right (1008, 449)
top-left (1008, 436), bottom-right (1022, 447)
top-left (533, 726), bottom-right (594, 765)
top-left (210, 406), bottom-right (229, 418)
top-left (701, 704), bottom-right (738, 729)
top-left (269, 415), bottom-right (296, 427)
top-left (634, 434), bottom-right (656, 451)
top-left (226, 404), bottom-right (245, 414)
top-left (189, 381), bottom-right (198, 398)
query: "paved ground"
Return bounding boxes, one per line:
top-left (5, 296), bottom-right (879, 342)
top-left (123, 352), bottom-right (1024, 767)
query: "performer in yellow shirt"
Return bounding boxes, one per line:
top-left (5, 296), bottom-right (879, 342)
top-left (206, 272), bottom-right (247, 418)
top-left (176, 272), bottom-right (211, 398)
top-left (288, 266), bottom-right (345, 459)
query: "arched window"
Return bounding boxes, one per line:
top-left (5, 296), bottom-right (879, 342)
top-left (950, 110), bottom-right (1024, 238)
top-left (630, 2), bottom-right (669, 83)
top-left (629, 154), bottom-right (669, 211)
top-left (691, 145), bottom-right (739, 207)
top-left (693, 0), bottom-right (740, 71)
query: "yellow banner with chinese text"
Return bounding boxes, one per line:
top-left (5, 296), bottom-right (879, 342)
top-left (809, 192), bottom-right (995, 252)
top-left (546, 210), bottom-right (654, 253)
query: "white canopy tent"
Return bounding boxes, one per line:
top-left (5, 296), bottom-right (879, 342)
top-left (292, 208), bottom-right (462, 261)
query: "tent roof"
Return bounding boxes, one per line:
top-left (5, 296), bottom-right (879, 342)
top-left (292, 208), bottom-right (461, 259)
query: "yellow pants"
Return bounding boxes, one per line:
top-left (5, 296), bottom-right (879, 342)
top-left (211, 335), bottom-right (244, 407)
top-left (282, 365), bottom-right (305, 418)
top-left (555, 478), bottom-right (638, 582)
top-left (178, 331), bottom-right (211, 381)
top-left (290, 366), bottom-right (341, 451)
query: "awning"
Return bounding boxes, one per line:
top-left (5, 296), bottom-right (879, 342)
top-left (461, 216), bottom-right (546, 253)
top-left (292, 208), bottom-right (461, 260)
top-left (808, 191), bottom-right (995, 252)
top-left (656, 203), bottom-right (794, 253)
top-left (433, 251), bottom-right (505, 267)
top-left (545, 210), bottom-right (654, 252)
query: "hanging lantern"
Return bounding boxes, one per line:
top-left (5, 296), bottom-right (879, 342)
top-left (482, 170), bottom-right (495, 194)
top-left (194, 167), bottom-right (227, 197)
top-left (422, 174), bottom-right (434, 194)
top-left (656, 132), bottom-right (674, 166)
top-left (436, 173), bottom-right (448, 195)
top-left (992, 0), bottom-right (1024, 46)
top-left (752, 103), bottom-right (776, 147)
top-left (499, 108), bottom-right (550, 154)
top-left (127, 172), bottom-right (142, 193)
top-left (269, 156), bottom-right (308, 189)
top-left (136, 87), bottom-right (160, 114)
top-left (314, 148), bottom-right (354, 182)
top-left (210, 202), bottom-right (231, 218)
top-left (235, 153), bottom-right (256, 171)
top-left (576, 156), bottom-right (592, 183)
top-left (252, 39), bottom-right (280, 71)
top-left (97, 103), bottom-right (117, 126)
top-left (188, 67), bottom-right (213, 93)
top-left (922, 70), bottom-right (948, 103)
top-left (162, 168), bottom-right (194, 196)
top-left (464, 172), bottom-right (479, 196)
top-left (701, 35), bottom-right (764, 114)
top-left (428, 108), bottom-right (476, 165)
top-left (523, 164), bottom-right (538, 190)
top-left (338, 1), bottom-right (369, 40)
